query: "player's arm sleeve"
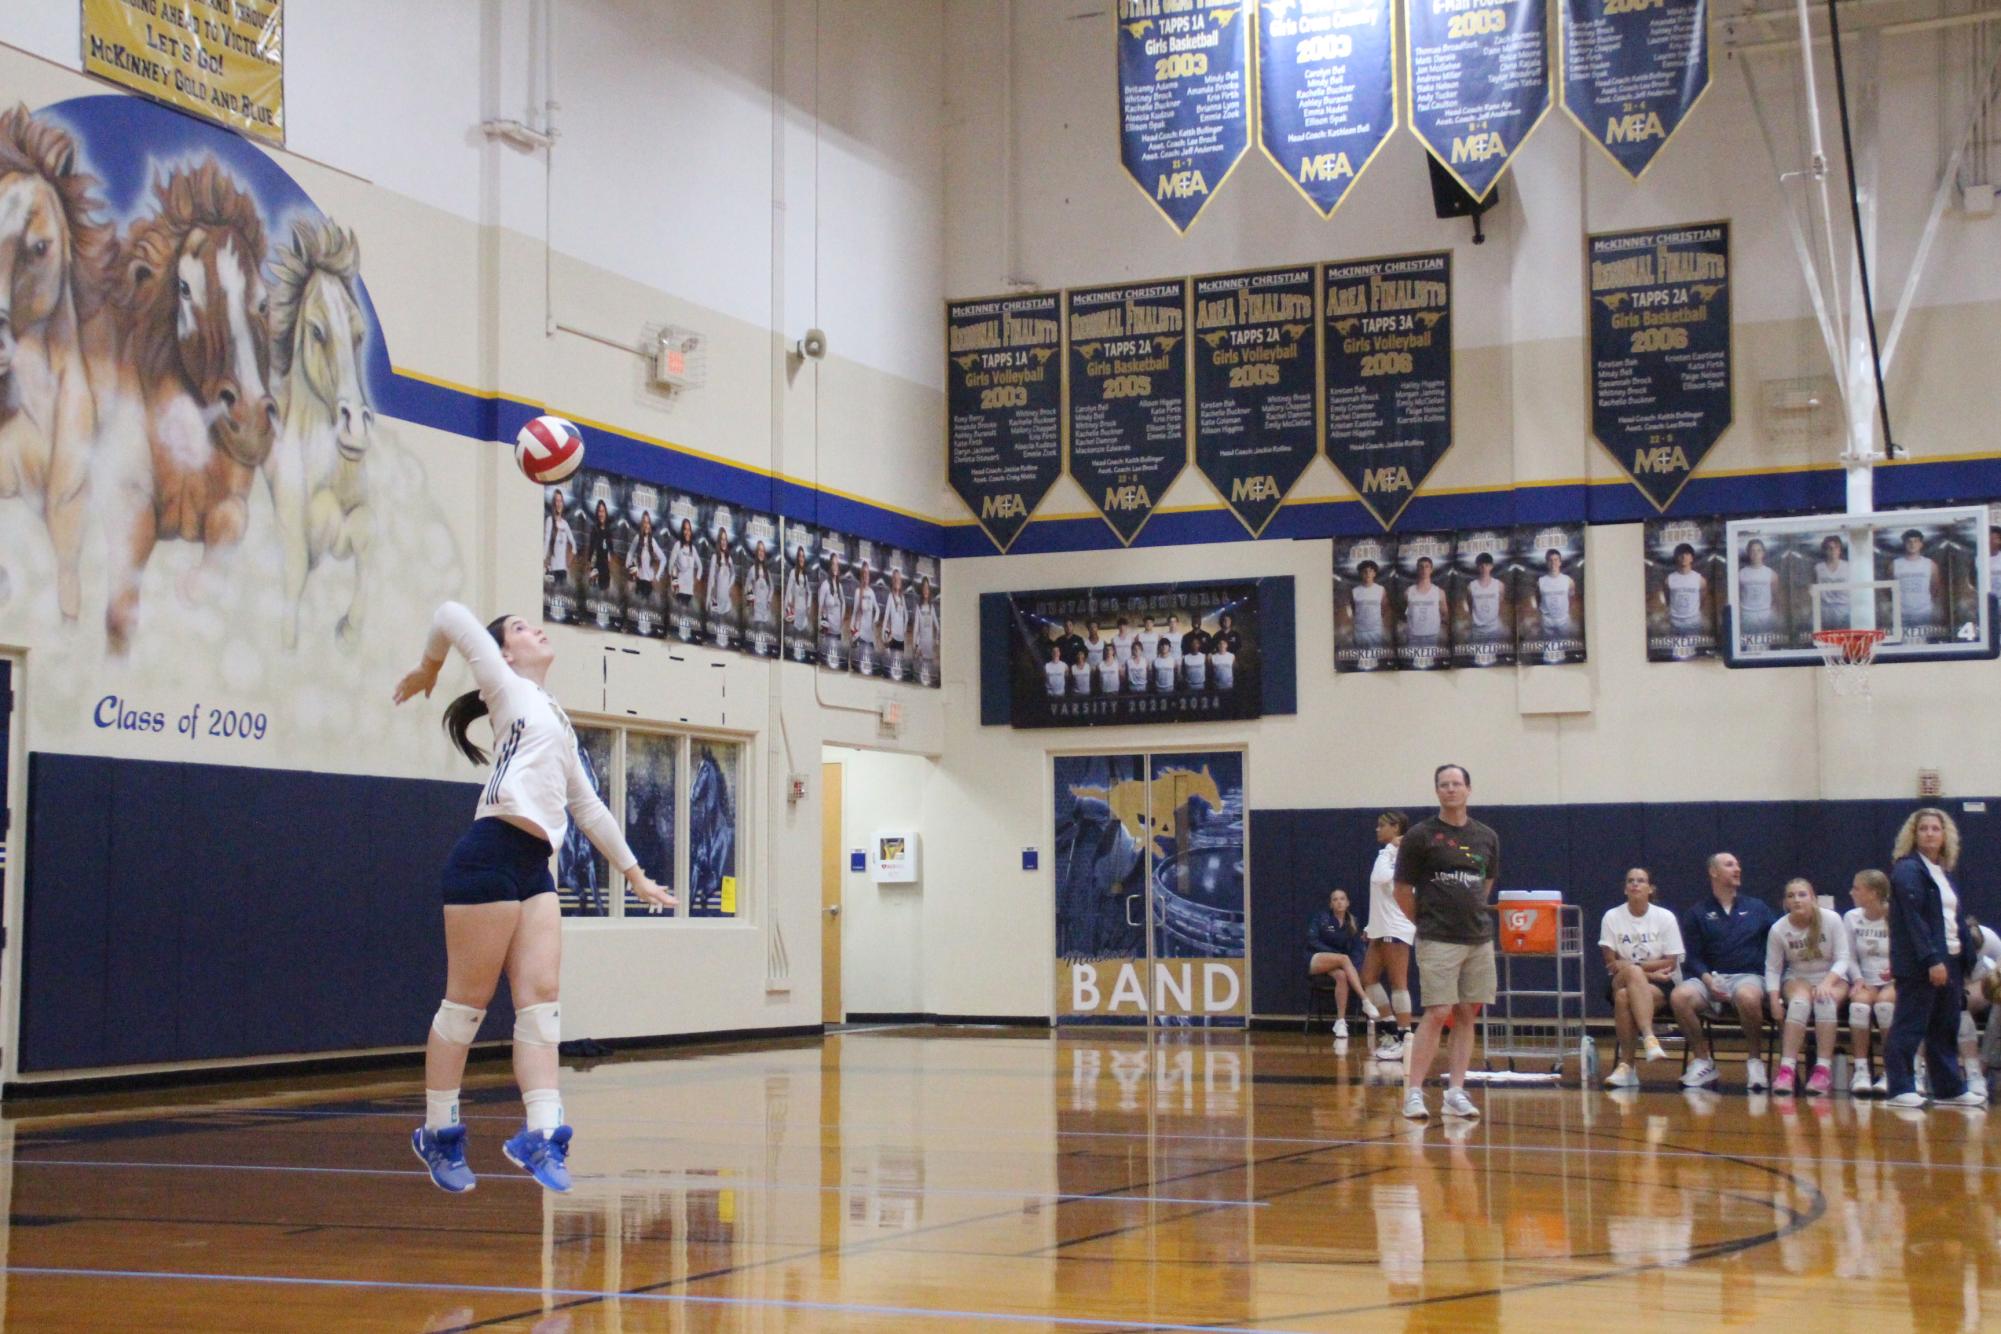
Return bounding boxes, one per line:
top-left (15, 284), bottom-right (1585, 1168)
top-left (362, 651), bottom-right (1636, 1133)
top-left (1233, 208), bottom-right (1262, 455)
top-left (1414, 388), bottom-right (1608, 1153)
top-left (426, 601), bottom-right (511, 695)
top-left (1765, 926), bottom-right (1785, 994)
top-left (566, 751), bottom-right (638, 874)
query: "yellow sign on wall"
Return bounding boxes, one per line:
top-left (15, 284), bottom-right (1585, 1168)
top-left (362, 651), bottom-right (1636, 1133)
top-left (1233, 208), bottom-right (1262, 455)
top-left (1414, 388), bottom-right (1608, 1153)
top-left (82, 0), bottom-right (284, 145)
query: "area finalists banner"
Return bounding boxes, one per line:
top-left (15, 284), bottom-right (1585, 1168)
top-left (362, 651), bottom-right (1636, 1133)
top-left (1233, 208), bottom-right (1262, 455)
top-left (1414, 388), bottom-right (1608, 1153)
top-left (1323, 252), bottom-right (1452, 529)
top-left (1066, 281), bottom-right (1190, 545)
top-left (1256, 0), bottom-right (1397, 217)
top-left (948, 294), bottom-right (1064, 552)
top-left (1588, 222), bottom-right (1731, 511)
top-left (1405, 0), bottom-right (1551, 202)
top-left (1192, 267), bottom-right (1319, 537)
top-left (1560, 0), bottom-right (1709, 180)
top-left (1117, 0), bottom-right (1253, 232)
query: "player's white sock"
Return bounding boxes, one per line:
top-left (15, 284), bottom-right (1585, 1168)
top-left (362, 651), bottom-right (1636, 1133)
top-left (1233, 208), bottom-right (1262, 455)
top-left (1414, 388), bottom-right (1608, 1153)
top-left (425, 1088), bottom-right (460, 1130)
top-left (523, 1087), bottom-right (564, 1133)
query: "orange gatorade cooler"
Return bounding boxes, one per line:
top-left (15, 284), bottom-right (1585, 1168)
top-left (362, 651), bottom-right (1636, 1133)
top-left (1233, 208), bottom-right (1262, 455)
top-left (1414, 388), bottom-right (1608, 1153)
top-left (1497, 892), bottom-right (1561, 953)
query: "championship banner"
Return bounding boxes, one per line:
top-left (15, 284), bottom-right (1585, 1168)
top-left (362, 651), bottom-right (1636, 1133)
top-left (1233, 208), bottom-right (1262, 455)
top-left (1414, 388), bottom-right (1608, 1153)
top-left (1588, 222), bottom-right (1731, 511)
top-left (1066, 281), bottom-right (1191, 546)
top-left (82, 0), bottom-right (285, 145)
top-left (1256, 0), bottom-right (1398, 217)
top-left (1643, 516), bottom-right (1722, 661)
top-left (1322, 252), bottom-right (1452, 529)
top-left (1405, 0), bottom-right (1551, 202)
top-left (1560, 0), bottom-right (1709, 181)
top-left (947, 294), bottom-right (1063, 552)
top-left (1191, 267), bottom-right (1319, 538)
top-left (1117, 0), bottom-right (1253, 232)
top-left (1010, 581), bottom-right (1261, 728)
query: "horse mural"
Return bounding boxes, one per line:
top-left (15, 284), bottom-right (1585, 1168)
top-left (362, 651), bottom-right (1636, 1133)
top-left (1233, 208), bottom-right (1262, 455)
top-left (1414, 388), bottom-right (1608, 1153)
top-left (264, 216), bottom-right (374, 648)
top-left (89, 159), bottom-right (278, 654)
top-left (0, 104), bottom-right (113, 621)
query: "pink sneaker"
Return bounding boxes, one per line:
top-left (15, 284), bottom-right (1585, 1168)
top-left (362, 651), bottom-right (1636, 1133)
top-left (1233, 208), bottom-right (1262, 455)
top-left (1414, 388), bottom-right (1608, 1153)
top-left (1805, 1064), bottom-right (1833, 1096)
top-left (1773, 1063), bottom-right (1797, 1095)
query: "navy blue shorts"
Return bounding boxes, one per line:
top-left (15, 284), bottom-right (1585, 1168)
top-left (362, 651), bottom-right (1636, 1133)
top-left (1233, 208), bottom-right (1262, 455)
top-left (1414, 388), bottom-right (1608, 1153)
top-left (441, 817), bottom-right (555, 906)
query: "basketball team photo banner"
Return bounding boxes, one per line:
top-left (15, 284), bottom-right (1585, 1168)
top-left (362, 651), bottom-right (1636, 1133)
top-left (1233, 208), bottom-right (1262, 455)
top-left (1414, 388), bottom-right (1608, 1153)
top-left (1116, 0), bottom-right (1253, 231)
top-left (1255, 0), bottom-right (1397, 218)
top-left (1404, 0), bottom-right (1551, 202)
top-left (1559, 0), bottom-right (1709, 181)
top-left (1587, 221), bottom-right (1732, 512)
top-left (82, 0), bottom-right (285, 145)
top-left (1322, 251), bottom-right (1453, 529)
top-left (1065, 281), bottom-right (1192, 546)
top-left (947, 294), bottom-right (1064, 552)
top-left (1191, 267), bottom-right (1320, 538)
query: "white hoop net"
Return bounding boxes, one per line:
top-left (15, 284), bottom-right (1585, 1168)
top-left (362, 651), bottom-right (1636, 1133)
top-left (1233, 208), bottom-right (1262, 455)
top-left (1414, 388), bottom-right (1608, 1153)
top-left (1812, 629), bottom-right (1886, 700)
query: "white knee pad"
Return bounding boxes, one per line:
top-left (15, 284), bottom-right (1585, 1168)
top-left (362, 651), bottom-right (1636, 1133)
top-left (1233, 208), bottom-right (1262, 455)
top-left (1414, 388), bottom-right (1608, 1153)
top-left (1365, 984), bottom-right (1391, 1013)
top-left (1391, 990), bottom-right (1412, 1016)
top-left (1813, 996), bottom-right (1837, 1024)
top-left (1960, 1012), bottom-right (1978, 1044)
top-left (1849, 1002), bottom-right (1872, 1029)
top-left (432, 1000), bottom-right (485, 1046)
top-left (1875, 1001), bottom-right (1896, 1030)
top-left (513, 1001), bottom-right (561, 1047)
top-left (1786, 996), bottom-right (1811, 1027)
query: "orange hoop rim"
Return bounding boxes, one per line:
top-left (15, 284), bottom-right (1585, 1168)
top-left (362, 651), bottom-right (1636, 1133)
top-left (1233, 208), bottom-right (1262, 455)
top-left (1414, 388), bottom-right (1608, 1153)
top-left (1812, 628), bottom-right (1888, 664)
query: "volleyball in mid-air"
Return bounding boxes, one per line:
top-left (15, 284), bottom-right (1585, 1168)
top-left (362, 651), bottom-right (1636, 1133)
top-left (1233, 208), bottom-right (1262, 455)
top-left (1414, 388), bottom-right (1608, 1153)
top-left (515, 414), bottom-right (584, 484)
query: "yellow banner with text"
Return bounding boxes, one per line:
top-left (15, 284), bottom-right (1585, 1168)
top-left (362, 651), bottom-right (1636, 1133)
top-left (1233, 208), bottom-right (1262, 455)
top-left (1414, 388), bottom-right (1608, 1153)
top-left (82, 0), bottom-right (284, 144)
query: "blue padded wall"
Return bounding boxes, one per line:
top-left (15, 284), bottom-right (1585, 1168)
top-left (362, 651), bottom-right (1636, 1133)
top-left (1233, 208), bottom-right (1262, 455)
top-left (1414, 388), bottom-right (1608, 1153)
top-left (20, 752), bottom-right (512, 1073)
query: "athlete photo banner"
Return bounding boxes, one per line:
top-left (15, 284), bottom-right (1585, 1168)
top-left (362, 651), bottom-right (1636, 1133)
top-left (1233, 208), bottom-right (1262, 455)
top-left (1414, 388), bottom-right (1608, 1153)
top-left (1643, 516), bottom-right (1722, 661)
top-left (1588, 222), bottom-right (1731, 511)
top-left (947, 294), bottom-right (1064, 552)
top-left (1322, 252), bottom-right (1452, 529)
top-left (1516, 521), bottom-right (1588, 664)
top-left (1117, 0), bottom-right (1253, 231)
top-left (1067, 281), bottom-right (1191, 546)
top-left (1560, 0), bottom-right (1709, 180)
top-left (1332, 534), bottom-right (1399, 673)
top-left (1451, 527), bottom-right (1518, 667)
top-left (1191, 267), bottom-right (1319, 538)
top-left (1405, 0), bottom-right (1551, 202)
top-left (1256, 0), bottom-right (1398, 217)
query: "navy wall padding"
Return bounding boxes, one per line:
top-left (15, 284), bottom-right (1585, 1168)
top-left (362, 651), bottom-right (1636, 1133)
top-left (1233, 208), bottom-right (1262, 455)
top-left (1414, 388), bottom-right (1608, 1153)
top-left (1255, 576), bottom-right (1295, 715)
top-left (1251, 798), bottom-right (2001, 1020)
top-left (980, 592), bottom-right (1013, 725)
top-left (20, 752), bottom-right (512, 1073)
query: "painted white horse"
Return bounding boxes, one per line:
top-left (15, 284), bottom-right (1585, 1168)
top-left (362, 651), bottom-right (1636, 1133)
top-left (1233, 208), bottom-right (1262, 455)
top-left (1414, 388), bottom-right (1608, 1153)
top-left (264, 216), bottom-right (374, 648)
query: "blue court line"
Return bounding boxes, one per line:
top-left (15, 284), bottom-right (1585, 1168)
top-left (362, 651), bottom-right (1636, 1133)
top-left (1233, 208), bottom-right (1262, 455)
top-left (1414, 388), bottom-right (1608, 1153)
top-left (2, 1265), bottom-right (1316, 1333)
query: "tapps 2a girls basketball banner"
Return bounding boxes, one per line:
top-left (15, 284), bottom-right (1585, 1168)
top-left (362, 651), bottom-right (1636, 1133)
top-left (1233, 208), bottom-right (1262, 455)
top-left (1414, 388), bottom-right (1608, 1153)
top-left (1117, 0), bottom-right (1252, 232)
top-left (1560, 0), bottom-right (1709, 180)
top-left (1587, 222), bottom-right (1731, 512)
top-left (1321, 252), bottom-right (1452, 530)
top-left (1066, 281), bottom-right (1191, 546)
top-left (83, 0), bottom-right (285, 145)
top-left (947, 294), bottom-right (1063, 552)
top-left (1405, 0), bottom-right (1551, 202)
top-left (1191, 267), bottom-right (1319, 538)
top-left (1255, 0), bottom-right (1397, 217)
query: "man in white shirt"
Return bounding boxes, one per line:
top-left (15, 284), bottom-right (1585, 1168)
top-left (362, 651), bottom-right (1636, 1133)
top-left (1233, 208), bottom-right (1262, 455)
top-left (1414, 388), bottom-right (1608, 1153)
top-left (1083, 624), bottom-right (1108, 665)
top-left (1811, 535), bottom-right (1849, 631)
top-left (1537, 549), bottom-right (1576, 635)
top-left (1735, 538), bottom-right (1779, 637)
top-left (1124, 640), bottom-right (1150, 693)
top-left (1210, 643), bottom-right (1235, 691)
top-left (1112, 618), bottom-right (1137, 665)
top-left (1464, 553), bottom-right (1507, 647)
top-left (1351, 561), bottom-right (1388, 649)
top-left (1182, 634), bottom-right (1209, 690)
top-left (1096, 649), bottom-right (1122, 695)
top-left (1136, 616), bottom-right (1162, 660)
top-left (1043, 643), bottom-right (1068, 697)
top-left (1401, 557), bottom-right (1447, 666)
top-left (1067, 650), bottom-right (1093, 697)
top-left (1151, 639), bottom-right (1178, 692)
top-left (1664, 543), bottom-right (1709, 637)
top-left (1893, 529), bottom-right (1942, 628)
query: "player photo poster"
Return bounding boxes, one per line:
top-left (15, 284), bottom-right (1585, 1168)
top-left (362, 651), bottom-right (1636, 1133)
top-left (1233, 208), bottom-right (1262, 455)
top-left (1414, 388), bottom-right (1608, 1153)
top-left (1323, 252), bottom-right (1453, 529)
top-left (1516, 522), bottom-right (1587, 663)
top-left (781, 522), bottom-right (820, 665)
top-left (1191, 267), bottom-right (1320, 537)
top-left (1405, 0), bottom-right (1552, 202)
top-left (741, 512), bottom-right (781, 659)
top-left (913, 555), bottom-right (944, 689)
top-left (1333, 534), bottom-right (1399, 673)
top-left (1116, 0), bottom-right (1253, 232)
top-left (1065, 280), bottom-right (1190, 545)
top-left (620, 481), bottom-right (669, 639)
top-left (947, 293), bottom-right (1064, 552)
top-left (1724, 520), bottom-right (1793, 656)
top-left (1256, 0), bottom-right (1398, 217)
top-left (878, 547), bottom-right (916, 683)
top-left (817, 529), bottom-right (852, 672)
top-left (665, 491), bottom-right (706, 643)
top-left (542, 475), bottom-right (586, 626)
top-left (1560, 0), bottom-right (1710, 180)
top-left (1452, 527), bottom-right (1517, 668)
top-left (1393, 532), bottom-right (1454, 670)
top-left (848, 539), bottom-right (887, 679)
top-left (700, 503), bottom-right (742, 651)
top-left (1643, 516), bottom-right (1722, 660)
top-left (1873, 514), bottom-right (1982, 648)
top-left (577, 471), bottom-right (628, 633)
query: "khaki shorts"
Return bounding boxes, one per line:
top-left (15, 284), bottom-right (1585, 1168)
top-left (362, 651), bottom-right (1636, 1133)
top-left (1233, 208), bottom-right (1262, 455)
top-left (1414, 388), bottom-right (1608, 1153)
top-left (1415, 938), bottom-right (1498, 1007)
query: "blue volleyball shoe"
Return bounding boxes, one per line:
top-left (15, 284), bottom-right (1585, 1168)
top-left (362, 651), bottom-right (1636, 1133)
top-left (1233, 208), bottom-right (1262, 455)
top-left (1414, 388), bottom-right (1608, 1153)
top-left (502, 1124), bottom-right (574, 1192)
top-left (411, 1125), bottom-right (477, 1193)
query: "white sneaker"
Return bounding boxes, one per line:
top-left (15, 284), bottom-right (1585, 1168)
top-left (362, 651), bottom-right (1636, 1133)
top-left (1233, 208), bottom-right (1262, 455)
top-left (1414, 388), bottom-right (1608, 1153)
top-left (1361, 996), bottom-right (1382, 1021)
top-left (1938, 1089), bottom-right (1989, 1109)
top-left (1886, 1091), bottom-right (1929, 1109)
top-left (1873, 1072), bottom-right (1893, 1095)
top-left (1680, 1058), bottom-right (1719, 1088)
top-left (1401, 1087), bottom-right (1429, 1120)
top-left (1441, 1087), bottom-right (1480, 1118)
top-left (1376, 1033), bottom-right (1406, 1062)
top-left (1745, 1058), bottom-right (1770, 1092)
top-left (1333, 1018), bottom-right (1349, 1039)
top-left (1604, 1062), bottom-right (1639, 1089)
top-left (1641, 1036), bottom-right (1669, 1063)
top-left (1848, 1064), bottom-right (1874, 1095)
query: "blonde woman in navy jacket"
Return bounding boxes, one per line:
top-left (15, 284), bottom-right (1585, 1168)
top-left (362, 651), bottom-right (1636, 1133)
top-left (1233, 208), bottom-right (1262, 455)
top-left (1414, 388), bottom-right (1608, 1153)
top-left (1882, 807), bottom-right (1987, 1107)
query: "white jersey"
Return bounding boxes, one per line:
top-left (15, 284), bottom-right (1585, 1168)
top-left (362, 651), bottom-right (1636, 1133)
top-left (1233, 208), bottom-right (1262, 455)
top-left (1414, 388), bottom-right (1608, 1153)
top-left (1813, 560), bottom-right (1849, 623)
top-left (669, 542), bottom-right (701, 596)
top-left (1765, 907), bottom-right (1850, 991)
top-left (1351, 584), bottom-right (1386, 637)
top-left (1069, 662), bottom-right (1093, 695)
top-left (1210, 650), bottom-right (1235, 689)
top-left (1096, 659), bottom-right (1122, 694)
top-left (747, 567), bottom-right (774, 622)
top-left (1083, 635), bottom-right (1108, 665)
top-left (1182, 651), bottom-right (1207, 689)
top-left (883, 588), bottom-right (909, 641)
top-left (1970, 923), bottom-right (2001, 982)
top-left (706, 554), bottom-right (737, 616)
top-left (915, 603), bottom-right (940, 658)
top-left (1842, 907), bottom-right (1892, 987)
top-left (424, 602), bottom-right (636, 871)
top-left (817, 577), bottom-right (845, 635)
top-left (1538, 572), bottom-right (1575, 628)
top-left (1366, 842), bottom-right (1414, 944)
top-left (628, 534), bottom-right (666, 583)
top-left (850, 581), bottom-right (880, 640)
top-left (785, 568), bottom-right (812, 629)
top-left (544, 514), bottom-right (578, 574)
top-left (1137, 628), bottom-right (1163, 659)
top-left (1467, 577), bottom-right (1504, 635)
top-left (1125, 656), bottom-right (1149, 691)
top-left (1044, 661), bottom-right (1067, 696)
top-left (1665, 569), bottom-right (1705, 629)
top-left (1151, 655), bottom-right (1176, 691)
top-left (1404, 584), bottom-right (1445, 639)
top-left (1737, 564), bottom-right (1776, 615)
top-left (1599, 903), bottom-right (1686, 980)
top-left (1112, 631), bottom-right (1137, 663)
top-left (1893, 554), bottom-right (1937, 620)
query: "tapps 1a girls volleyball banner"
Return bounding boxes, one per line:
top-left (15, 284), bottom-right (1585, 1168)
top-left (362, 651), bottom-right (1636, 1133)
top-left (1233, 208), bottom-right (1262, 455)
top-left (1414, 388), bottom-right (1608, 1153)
top-left (1066, 281), bottom-right (1191, 546)
top-left (1255, 0), bottom-right (1398, 217)
top-left (947, 294), bottom-right (1064, 552)
top-left (1560, 0), bottom-right (1709, 180)
top-left (1321, 252), bottom-right (1453, 530)
top-left (1191, 267), bottom-right (1319, 538)
top-left (1116, 0), bottom-right (1253, 232)
top-left (1405, 0), bottom-right (1551, 202)
top-left (1587, 222), bottom-right (1732, 512)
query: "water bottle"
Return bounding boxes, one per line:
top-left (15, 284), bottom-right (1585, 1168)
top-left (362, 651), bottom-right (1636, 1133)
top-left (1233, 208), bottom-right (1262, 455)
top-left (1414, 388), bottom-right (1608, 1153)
top-left (1579, 1034), bottom-right (1601, 1082)
top-left (1833, 1053), bottom-right (1850, 1093)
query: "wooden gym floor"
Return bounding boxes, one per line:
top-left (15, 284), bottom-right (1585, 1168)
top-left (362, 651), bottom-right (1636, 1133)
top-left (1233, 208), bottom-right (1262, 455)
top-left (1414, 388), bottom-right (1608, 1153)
top-left (0, 1026), bottom-right (1994, 1331)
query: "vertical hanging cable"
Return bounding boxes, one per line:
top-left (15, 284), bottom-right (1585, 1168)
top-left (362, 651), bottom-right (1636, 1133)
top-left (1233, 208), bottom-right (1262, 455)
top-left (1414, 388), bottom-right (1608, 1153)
top-left (1825, 0), bottom-right (1898, 458)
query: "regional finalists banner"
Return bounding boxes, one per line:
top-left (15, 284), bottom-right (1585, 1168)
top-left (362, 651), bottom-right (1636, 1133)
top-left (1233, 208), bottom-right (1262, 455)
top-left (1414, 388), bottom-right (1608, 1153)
top-left (948, 294), bottom-right (1064, 552)
top-left (1067, 281), bottom-right (1191, 545)
top-left (1118, 0), bottom-right (1254, 231)
top-left (1322, 252), bottom-right (1452, 529)
top-left (1560, 0), bottom-right (1709, 180)
top-left (1191, 268), bottom-right (1319, 538)
top-left (1405, 0), bottom-right (1552, 202)
top-left (1256, 0), bottom-right (1397, 217)
top-left (1588, 223), bottom-right (1731, 511)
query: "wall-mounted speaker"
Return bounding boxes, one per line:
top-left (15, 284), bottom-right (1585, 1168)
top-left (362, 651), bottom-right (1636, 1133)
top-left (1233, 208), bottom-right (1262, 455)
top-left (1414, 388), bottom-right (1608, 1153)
top-left (1425, 153), bottom-right (1498, 243)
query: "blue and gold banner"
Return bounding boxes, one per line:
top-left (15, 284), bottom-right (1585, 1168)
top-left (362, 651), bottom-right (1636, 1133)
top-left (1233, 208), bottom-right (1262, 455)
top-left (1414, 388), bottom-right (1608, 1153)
top-left (948, 294), bottom-right (1064, 552)
top-left (1588, 222), bottom-right (1731, 512)
top-left (1067, 281), bottom-right (1191, 546)
top-left (1560, 0), bottom-right (1708, 180)
top-left (1191, 268), bottom-right (1319, 538)
top-left (1117, 0), bottom-right (1253, 232)
top-left (1405, 0), bottom-right (1551, 202)
top-left (1255, 0), bottom-right (1398, 217)
top-left (1322, 251), bottom-right (1452, 529)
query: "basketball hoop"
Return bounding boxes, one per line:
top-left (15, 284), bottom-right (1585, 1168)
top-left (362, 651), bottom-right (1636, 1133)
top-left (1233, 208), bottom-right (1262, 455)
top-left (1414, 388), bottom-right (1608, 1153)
top-left (1812, 628), bottom-right (1887, 699)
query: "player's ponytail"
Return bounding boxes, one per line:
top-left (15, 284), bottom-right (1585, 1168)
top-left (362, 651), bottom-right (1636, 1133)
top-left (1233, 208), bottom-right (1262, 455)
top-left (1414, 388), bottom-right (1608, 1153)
top-left (441, 614), bottom-right (511, 765)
